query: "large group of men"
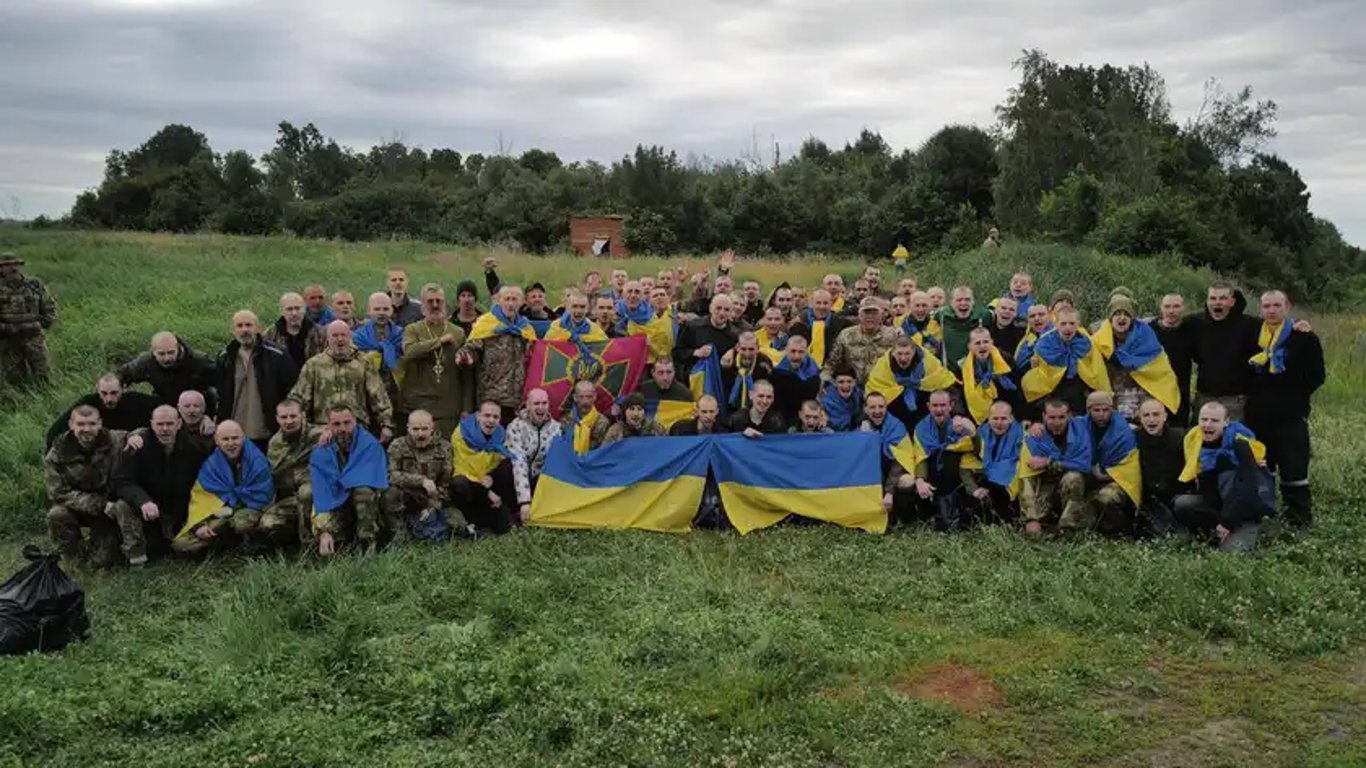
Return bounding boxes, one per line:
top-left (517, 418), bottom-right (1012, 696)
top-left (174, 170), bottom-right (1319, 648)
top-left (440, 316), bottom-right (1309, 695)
top-left (5, 244), bottom-right (1326, 568)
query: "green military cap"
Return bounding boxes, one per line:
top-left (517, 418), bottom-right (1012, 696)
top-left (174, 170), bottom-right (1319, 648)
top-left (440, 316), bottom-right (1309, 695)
top-left (0, 251), bottom-right (22, 267)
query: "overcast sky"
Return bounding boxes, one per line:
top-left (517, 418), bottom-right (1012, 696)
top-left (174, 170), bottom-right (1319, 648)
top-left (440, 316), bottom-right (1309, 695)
top-left (1, 0), bottom-right (1362, 244)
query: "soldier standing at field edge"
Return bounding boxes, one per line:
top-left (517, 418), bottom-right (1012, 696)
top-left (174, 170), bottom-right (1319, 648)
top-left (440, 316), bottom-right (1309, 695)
top-left (0, 251), bottom-right (57, 387)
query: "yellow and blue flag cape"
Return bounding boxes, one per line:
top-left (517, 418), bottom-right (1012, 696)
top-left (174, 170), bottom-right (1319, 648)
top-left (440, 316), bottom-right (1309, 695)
top-left (1022, 418), bottom-right (1092, 474)
top-left (772, 351), bottom-right (820, 382)
top-left (911, 416), bottom-right (976, 473)
top-left (616, 298), bottom-right (653, 337)
top-left (712, 433), bottom-right (887, 534)
top-left (468, 305), bottom-right (538, 342)
top-left (529, 434), bottom-right (710, 533)
top-left (799, 308), bottom-right (833, 366)
top-left (183, 441), bottom-right (274, 537)
top-left (960, 348), bottom-right (1017, 424)
top-left (1179, 422), bottom-right (1267, 483)
top-left (1021, 328), bottom-right (1110, 403)
top-left (641, 306), bottom-right (679, 363)
top-left (1249, 320), bottom-right (1293, 375)
top-left (831, 295), bottom-right (846, 314)
top-left (1003, 291), bottom-right (1035, 319)
top-left (727, 361), bottom-right (765, 411)
top-left (1089, 416), bottom-right (1143, 506)
top-left (353, 320), bottom-right (405, 373)
top-left (567, 403), bottom-right (603, 455)
top-left (876, 415), bottom-right (919, 474)
top-left (820, 384), bottom-right (863, 432)
top-left (966, 421), bottom-right (1025, 499)
top-left (901, 315), bottom-right (944, 356)
top-left (310, 427), bottom-right (389, 521)
top-left (1092, 320), bottom-right (1181, 414)
top-left (754, 328), bottom-right (787, 365)
top-left (866, 350), bottom-right (959, 416)
top-left (452, 413), bottom-right (512, 482)
top-left (689, 348), bottom-right (728, 418)
top-left (543, 315), bottom-right (609, 345)
top-left (643, 386), bottom-right (695, 431)
top-left (1015, 323), bottom-right (1052, 369)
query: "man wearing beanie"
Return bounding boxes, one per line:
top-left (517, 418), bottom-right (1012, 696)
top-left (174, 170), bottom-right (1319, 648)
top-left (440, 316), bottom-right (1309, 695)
top-left (602, 392), bottom-right (665, 444)
top-left (1093, 290), bottom-right (1182, 425)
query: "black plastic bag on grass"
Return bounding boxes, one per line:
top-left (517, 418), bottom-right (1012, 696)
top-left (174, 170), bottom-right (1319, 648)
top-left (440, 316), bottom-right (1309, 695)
top-left (0, 545), bottom-right (90, 655)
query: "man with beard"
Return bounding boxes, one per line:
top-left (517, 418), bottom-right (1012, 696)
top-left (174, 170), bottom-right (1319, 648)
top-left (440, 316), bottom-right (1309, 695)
top-left (863, 266), bottom-right (891, 299)
top-left (1173, 402), bottom-right (1276, 553)
top-left (1244, 290), bottom-right (1325, 528)
top-left (788, 289), bottom-right (849, 368)
top-left (1017, 400), bottom-right (1092, 536)
top-left (387, 269), bottom-right (424, 327)
top-left (290, 320), bottom-right (394, 439)
top-left (47, 373), bottom-right (159, 449)
top-left (172, 420), bottom-right (274, 556)
top-left (261, 399), bottom-right (321, 546)
top-left (561, 379), bottom-right (613, 453)
top-left (217, 310), bottom-right (298, 450)
top-left (521, 282), bottom-right (557, 322)
top-left (45, 406), bottom-right (129, 569)
top-left (1077, 391), bottom-right (1142, 536)
top-left (769, 336), bottom-right (822, 423)
top-left (312, 404), bottom-right (391, 556)
top-left (385, 409), bottom-right (472, 541)
top-left (399, 284), bottom-right (467, 438)
top-left (614, 280), bottom-right (653, 337)
top-left (866, 334), bottom-right (959, 430)
top-left (265, 292), bottom-right (327, 368)
top-left (330, 291), bottom-right (359, 329)
top-left (115, 405), bottom-right (210, 564)
top-left (602, 392), bottom-right (666, 444)
top-left (117, 331), bottom-right (219, 411)
top-left (824, 298), bottom-right (902, 384)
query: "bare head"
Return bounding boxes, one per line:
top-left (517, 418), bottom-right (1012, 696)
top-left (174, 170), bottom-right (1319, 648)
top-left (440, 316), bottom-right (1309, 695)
top-left (327, 404), bottom-right (357, 440)
top-left (799, 400), bottom-right (825, 431)
top-left (303, 285), bottom-right (327, 310)
top-left (331, 291), bottom-right (355, 320)
top-left (406, 410), bottom-right (435, 447)
top-left (926, 286), bottom-right (946, 311)
top-left (280, 292), bottom-right (305, 327)
top-left (1043, 399), bottom-right (1071, 434)
top-left (572, 379), bottom-right (598, 413)
top-left (215, 420), bottom-right (245, 460)
top-left (421, 283), bottom-right (447, 321)
top-left (864, 392), bottom-right (888, 422)
top-left (928, 389), bottom-right (953, 422)
top-left (150, 332), bottom-right (180, 367)
top-left (1198, 401), bottom-right (1229, 442)
top-left (326, 320), bottom-right (352, 354)
top-left (785, 335), bottom-right (809, 366)
top-left (696, 395), bottom-right (720, 427)
top-left (994, 296), bottom-right (1018, 326)
top-left (477, 401), bottom-right (501, 433)
top-left (232, 310), bottom-right (260, 347)
top-left (177, 390), bottom-right (206, 424)
top-left (95, 373), bottom-right (123, 409)
top-left (275, 399), bottom-right (303, 435)
top-left (497, 285), bottom-right (523, 316)
top-left (1027, 304), bottom-right (1051, 333)
top-left (988, 401), bottom-right (1014, 435)
top-left (1138, 399), bottom-right (1167, 436)
top-left (525, 388), bottom-right (551, 422)
top-left (951, 285), bottom-right (974, 317)
top-left (1260, 290), bottom-right (1290, 325)
top-left (69, 405), bottom-right (103, 446)
top-left (367, 292), bottom-right (393, 324)
top-left (651, 358), bottom-right (676, 390)
top-left (1206, 282), bottom-right (1236, 320)
top-left (1009, 272), bottom-right (1033, 295)
top-left (969, 326), bottom-right (994, 359)
top-left (1159, 294), bottom-right (1186, 326)
top-left (387, 269), bottom-right (409, 297)
top-left (811, 289), bottom-right (832, 315)
top-left (1054, 307), bottom-right (1080, 340)
top-left (909, 291), bottom-right (931, 320)
top-left (750, 379), bottom-right (775, 413)
top-left (151, 405), bottom-right (181, 445)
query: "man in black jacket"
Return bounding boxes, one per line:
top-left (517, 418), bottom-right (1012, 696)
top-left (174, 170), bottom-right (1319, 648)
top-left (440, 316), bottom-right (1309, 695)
top-left (115, 405), bottom-right (211, 564)
top-left (1150, 293), bottom-right (1195, 426)
top-left (217, 311), bottom-right (299, 450)
top-left (1173, 402), bottom-right (1276, 553)
top-left (1244, 290), bottom-right (1326, 527)
top-left (1135, 398), bottom-right (1186, 536)
top-left (673, 295), bottom-right (740, 372)
top-left (1185, 283), bottom-right (1259, 422)
top-left (117, 331), bottom-right (220, 412)
top-left (47, 373), bottom-right (159, 449)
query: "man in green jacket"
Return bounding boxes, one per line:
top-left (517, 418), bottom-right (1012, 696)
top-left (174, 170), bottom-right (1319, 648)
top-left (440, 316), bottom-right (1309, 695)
top-left (934, 285), bottom-right (992, 375)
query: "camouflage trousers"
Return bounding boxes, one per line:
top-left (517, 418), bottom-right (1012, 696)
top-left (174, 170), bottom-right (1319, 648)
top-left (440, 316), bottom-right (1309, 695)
top-left (47, 500), bottom-right (125, 569)
top-left (171, 508), bottom-right (265, 556)
top-left (383, 487), bottom-right (470, 538)
top-left (313, 487), bottom-right (390, 546)
top-left (0, 331), bottom-right (49, 387)
top-left (261, 483), bottom-right (313, 545)
top-left (1020, 471), bottom-right (1129, 532)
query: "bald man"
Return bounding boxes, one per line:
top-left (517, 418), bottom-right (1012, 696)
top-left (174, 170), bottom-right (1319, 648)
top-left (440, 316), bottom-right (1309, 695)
top-left (354, 292), bottom-right (405, 426)
top-left (288, 319), bottom-right (394, 438)
top-left (175, 390), bottom-right (218, 453)
top-left (303, 285), bottom-right (335, 325)
top-left (46, 373), bottom-right (159, 449)
top-left (172, 420), bottom-right (274, 556)
top-left (117, 330), bottom-right (219, 411)
top-left (331, 291), bottom-right (359, 329)
top-left (115, 404), bottom-right (211, 564)
top-left (265, 291), bottom-right (327, 368)
top-left (217, 309), bottom-right (298, 448)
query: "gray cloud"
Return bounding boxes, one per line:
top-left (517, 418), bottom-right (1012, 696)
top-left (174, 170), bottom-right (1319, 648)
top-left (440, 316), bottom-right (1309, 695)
top-left (0, 0), bottom-right (1361, 245)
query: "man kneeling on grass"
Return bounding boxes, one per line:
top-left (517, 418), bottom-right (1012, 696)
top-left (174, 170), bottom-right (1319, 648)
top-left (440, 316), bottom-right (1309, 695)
top-left (1172, 402), bottom-right (1276, 553)
top-left (450, 401), bottom-right (528, 535)
top-left (173, 420), bottom-right (274, 557)
top-left (384, 410), bottom-right (475, 542)
top-left (311, 404), bottom-right (390, 557)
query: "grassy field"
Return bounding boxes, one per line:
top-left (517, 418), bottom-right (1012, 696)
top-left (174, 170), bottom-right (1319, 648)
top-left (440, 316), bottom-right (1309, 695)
top-left (0, 230), bottom-right (1363, 767)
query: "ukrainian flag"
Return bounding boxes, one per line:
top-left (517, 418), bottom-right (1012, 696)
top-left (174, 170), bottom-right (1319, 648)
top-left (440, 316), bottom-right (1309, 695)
top-left (960, 347), bottom-right (1016, 424)
top-left (878, 415), bottom-right (919, 475)
top-left (689, 349), bottom-right (728, 418)
top-left (1021, 328), bottom-right (1110, 403)
top-left (1179, 422), bottom-right (1267, 483)
top-left (1092, 320), bottom-right (1181, 413)
top-left (710, 433), bottom-right (887, 534)
top-left (866, 349), bottom-right (959, 414)
top-left (640, 307), bottom-right (678, 363)
top-left (543, 315), bottom-right (609, 344)
top-left (644, 394), bottom-right (695, 431)
top-left (528, 435), bottom-right (710, 533)
top-left (1091, 415), bottom-right (1143, 506)
top-left (182, 441), bottom-right (274, 537)
top-left (468, 306), bottom-right (539, 342)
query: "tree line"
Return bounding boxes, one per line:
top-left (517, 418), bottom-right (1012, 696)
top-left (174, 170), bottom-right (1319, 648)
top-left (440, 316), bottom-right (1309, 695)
top-left (52, 50), bottom-right (1363, 303)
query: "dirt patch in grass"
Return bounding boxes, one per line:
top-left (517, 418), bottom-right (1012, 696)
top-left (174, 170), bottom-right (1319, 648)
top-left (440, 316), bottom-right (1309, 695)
top-left (897, 662), bottom-right (1004, 715)
top-left (1133, 717), bottom-right (1261, 768)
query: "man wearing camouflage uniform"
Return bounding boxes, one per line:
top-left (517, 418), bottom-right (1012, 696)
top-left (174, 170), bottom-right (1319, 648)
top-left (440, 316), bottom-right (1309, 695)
top-left (262, 399), bottom-right (320, 545)
top-left (822, 297), bottom-right (903, 383)
top-left (289, 320), bottom-right (394, 440)
top-left (384, 410), bottom-right (471, 540)
top-left (0, 251), bottom-right (57, 387)
top-left (45, 405), bottom-right (128, 568)
top-left (457, 286), bottom-right (533, 424)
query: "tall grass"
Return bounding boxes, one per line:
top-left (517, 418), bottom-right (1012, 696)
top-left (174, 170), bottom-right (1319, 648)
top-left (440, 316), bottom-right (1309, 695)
top-left (0, 231), bottom-right (1363, 766)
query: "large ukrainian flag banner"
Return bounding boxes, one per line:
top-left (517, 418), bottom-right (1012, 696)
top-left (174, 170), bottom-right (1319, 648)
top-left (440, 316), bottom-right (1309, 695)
top-left (710, 433), bottom-right (887, 535)
top-left (529, 434), bottom-right (710, 533)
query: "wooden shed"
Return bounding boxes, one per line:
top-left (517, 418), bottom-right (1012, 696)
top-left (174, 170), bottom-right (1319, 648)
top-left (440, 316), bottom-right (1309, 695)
top-left (570, 215), bottom-right (629, 258)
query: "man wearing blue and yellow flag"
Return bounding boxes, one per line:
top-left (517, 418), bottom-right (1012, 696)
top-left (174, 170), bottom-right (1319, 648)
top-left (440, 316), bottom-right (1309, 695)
top-left (1244, 290), bottom-right (1325, 529)
top-left (560, 380), bottom-right (613, 454)
top-left (353, 292), bottom-right (406, 424)
top-left (1092, 292), bottom-right (1180, 423)
top-left (720, 332), bottom-right (774, 413)
top-left (958, 327), bottom-right (1021, 425)
top-left (899, 291), bottom-right (943, 357)
top-left (638, 357), bottom-right (694, 431)
top-left (1081, 391), bottom-right (1143, 536)
top-left (905, 391), bottom-right (978, 531)
top-left (1021, 306), bottom-right (1109, 415)
top-left (311, 404), bottom-right (390, 557)
top-left (458, 285), bottom-right (537, 424)
top-left (1173, 401), bottom-right (1276, 552)
top-left (641, 286), bottom-right (678, 364)
top-left (543, 291), bottom-right (609, 345)
top-left (173, 420), bottom-right (274, 556)
top-left (1018, 400), bottom-right (1092, 536)
top-left (963, 401), bottom-right (1026, 524)
top-left (451, 401), bottom-right (528, 535)
top-left (769, 336), bottom-right (822, 423)
top-left (866, 335), bottom-right (959, 430)
top-left (789, 289), bottom-right (848, 368)
top-left (860, 392), bottom-right (918, 520)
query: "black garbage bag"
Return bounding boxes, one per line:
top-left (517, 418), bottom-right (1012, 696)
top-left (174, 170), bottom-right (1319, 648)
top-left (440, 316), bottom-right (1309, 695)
top-left (0, 545), bottom-right (90, 655)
